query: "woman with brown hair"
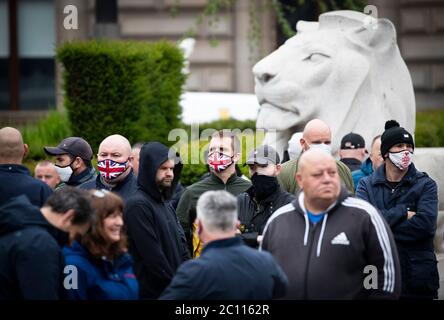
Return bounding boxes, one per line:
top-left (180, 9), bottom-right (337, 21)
top-left (63, 190), bottom-right (139, 300)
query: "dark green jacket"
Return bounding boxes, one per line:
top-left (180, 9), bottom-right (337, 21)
top-left (176, 172), bottom-right (251, 251)
top-left (277, 157), bottom-right (354, 195)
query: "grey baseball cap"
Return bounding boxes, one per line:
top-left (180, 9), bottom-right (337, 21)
top-left (44, 137), bottom-right (93, 161)
top-left (246, 145), bottom-right (280, 166)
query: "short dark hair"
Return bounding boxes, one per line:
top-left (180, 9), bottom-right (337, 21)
top-left (44, 187), bottom-right (95, 225)
top-left (211, 130), bottom-right (241, 154)
top-left (82, 158), bottom-right (92, 168)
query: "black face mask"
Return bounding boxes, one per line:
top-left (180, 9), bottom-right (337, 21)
top-left (251, 173), bottom-right (279, 201)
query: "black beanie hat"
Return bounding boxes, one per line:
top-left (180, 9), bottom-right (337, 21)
top-left (380, 120), bottom-right (414, 157)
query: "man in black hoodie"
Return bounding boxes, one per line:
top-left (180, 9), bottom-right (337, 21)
top-left (0, 187), bottom-right (95, 299)
top-left (124, 142), bottom-right (190, 299)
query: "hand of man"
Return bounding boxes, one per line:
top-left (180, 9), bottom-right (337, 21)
top-left (407, 211), bottom-right (416, 219)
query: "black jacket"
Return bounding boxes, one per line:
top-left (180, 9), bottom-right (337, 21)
top-left (160, 237), bottom-right (288, 300)
top-left (80, 169), bottom-right (137, 202)
top-left (340, 158), bottom-right (362, 172)
top-left (0, 164), bottom-right (52, 207)
top-left (177, 173), bottom-right (251, 253)
top-left (0, 195), bottom-right (67, 299)
top-left (237, 186), bottom-right (295, 248)
top-left (261, 187), bottom-right (401, 300)
top-left (356, 163), bottom-right (439, 298)
top-left (124, 142), bottom-right (190, 299)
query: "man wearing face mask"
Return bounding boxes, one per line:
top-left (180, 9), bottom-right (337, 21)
top-left (44, 137), bottom-right (96, 189)
top-left (356, 120), bottom-right (439, 300)
top-left (277, 119), bottom-right (354, 195)
top-left (237, 145), bottom-right (295, 248)
top-left (80, 134), bottom-right (137, 202)
top-left (176, 130), bottom-right (251, 258)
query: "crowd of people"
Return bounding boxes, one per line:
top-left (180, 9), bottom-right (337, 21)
top-left (0, 118), bottom-right (439, 300)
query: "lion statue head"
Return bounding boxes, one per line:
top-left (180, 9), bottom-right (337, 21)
top-left (253, 10), bottom-right (415, 157)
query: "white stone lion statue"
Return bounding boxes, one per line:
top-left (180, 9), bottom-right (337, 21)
top-left (253, 10), bottom-right (415, 156)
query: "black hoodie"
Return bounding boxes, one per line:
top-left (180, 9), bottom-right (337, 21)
top-left (124, 142), bottom-right (190, 299)
top-left (0, 195), bottom-right (67, 299)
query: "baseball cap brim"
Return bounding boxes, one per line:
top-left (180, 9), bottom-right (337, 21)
top-left (44, 146), bottom-right (69, 156)
top-left (245, 157), bottom-right (270, 166)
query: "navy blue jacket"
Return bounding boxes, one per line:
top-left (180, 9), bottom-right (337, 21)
top-left (0, 164), bottom-right (52, 207)
top-left (356, 163), bottom-right (439, 298)
top-left (63, 241), bottom-right (139, 300)
top-left (0, 195), bottom-right (66, 299)
top-left (125, 142), bottom-right (190, 299)
top-left (159, 237), bottom-right (288, 300)
top-left (80, 169), bottom-right (137, 203)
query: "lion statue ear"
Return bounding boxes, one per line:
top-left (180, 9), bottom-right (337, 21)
top-left (350, 18), bottom-right (397, 53)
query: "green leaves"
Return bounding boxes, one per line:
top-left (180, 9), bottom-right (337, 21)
top-left (56, 40), bottom-right (185, 152)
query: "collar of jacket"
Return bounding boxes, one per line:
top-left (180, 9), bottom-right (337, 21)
top-left (201, 237), bottom-right (242, 254)
top-left (341, 157), bottom-right (362, 167)
top-left (66, 240), bottom-right (131, 270)
top-left (359, 158), bottom-right (373, 175)
top-left (68, 167), bottom-right (96, 186)
top-left (371, 162), bottom-right (423, 187)
top-left (246, 185), bottom-right (282, 205)
top-left (209, 171), bottom-right (238, 185)
top-left (294, 186), bottom-right (349, 217)
top-left (292, 186), bottom-right (350, 258)
top-left (0, 164), bottom-right (30, 175)
top-left (97, 169), bottom-right (134, 191)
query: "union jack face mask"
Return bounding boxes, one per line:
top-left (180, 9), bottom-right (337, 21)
top-left (98, 159), bottom-right (128, 180)
top-left (207, 152), bottom-right (233, 172)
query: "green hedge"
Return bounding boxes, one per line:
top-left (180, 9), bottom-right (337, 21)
top-left (22, 111), bottom-right (72, 160)
top-left (57, 40), bottom-right (185, 151)
top-left (415, 110), bottom-right (444, 147)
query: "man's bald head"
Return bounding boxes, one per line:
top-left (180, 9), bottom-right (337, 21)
top-left (97, 134), bottom-right (133, 184)
top-left (98, 134), bottom-right (132, 158)
top-left (0, 127), bottom-right (28, 164)
top-left (296, 148), bottom-right (340, 212)
top-left (300, 119), bottom-right (332, 152)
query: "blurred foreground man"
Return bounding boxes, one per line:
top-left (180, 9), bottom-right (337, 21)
top-left (160, 190), bottom-right (288, 300)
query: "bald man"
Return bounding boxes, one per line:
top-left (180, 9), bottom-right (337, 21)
top-left (277, 119), bottom-right (354, 195)
top-left (0, 127), bottom-right (52, 206)
top-left (79, 134), bottom-right (137, 202)
top-left (260, 149), bottom-right (401, 299)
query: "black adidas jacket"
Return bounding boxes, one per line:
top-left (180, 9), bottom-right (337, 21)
top-left (261, 187), bottom-right (401, 300)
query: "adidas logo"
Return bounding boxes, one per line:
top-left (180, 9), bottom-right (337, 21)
top-left (331, 232), bottom-right (350, 245)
